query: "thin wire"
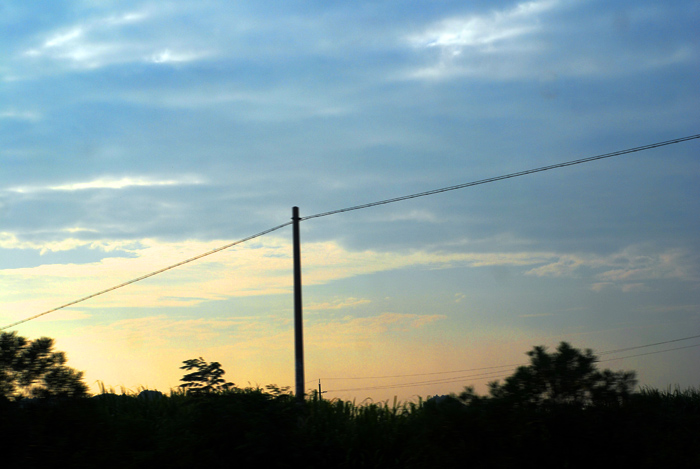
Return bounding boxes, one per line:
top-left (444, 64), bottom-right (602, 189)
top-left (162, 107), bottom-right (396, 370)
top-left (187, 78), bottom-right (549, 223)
top-left (316, 334), bottom-right (700, 383)
top-left (599, 333), bottom-right (700, 356)
top-left (302, 134), bottom-right (700, 221)
top-left (319, 363), bottom-right (520, 381)
top-left (599, 343), bottom-right (700, 363)
top-left (323, 335), bottom-right (700, 393)
top-left (325, 342), bottom-right (700, 394)
top-left (3, 134), bottom-right (699, 330)
top-left (327, 369), bottom-right (512, 393)
top-left (0, 221), bottom-right (293, 331)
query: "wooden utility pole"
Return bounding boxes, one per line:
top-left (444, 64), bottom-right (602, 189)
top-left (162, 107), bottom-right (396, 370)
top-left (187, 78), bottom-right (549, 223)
top-left (292, 206), bottom-right (305, 402)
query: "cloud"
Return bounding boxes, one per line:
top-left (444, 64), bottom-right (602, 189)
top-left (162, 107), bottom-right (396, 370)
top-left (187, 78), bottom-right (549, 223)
top-left (0, 110), bottom-right (41, 121)
top-left (306, 297), bottom-right (371, 311)
top-left (40, 309), bottom-right (92, 322)
top-left (83, 315), bottom-right (252, 347)
top-left (1, 233), bottom-right (696, 327)
top-left (385, 210), bottom-right (440, 223)
top-left (7, 175), bottom-right (203, 194)
top-left (0, 236), bottom-right (553, 323)
top-left (150, 49), bottom-right (210, 64)
top-left (307, 313), bottom-right (448, 350)
top-left (22, 9), bottom-right (209, 70)
top-left (42, 26), bottom-right (85, 49)
top-left (526, 246), bottom-right (699, 290)
top-left (405, 0), bottom-right (696, 80)
top-left (407, 0), bottom-right (558, 80)
top-left (68, 310), bottom-right (446, 359)
top-left (0, 231), bottom-right (126, 254)
top-left (411, 0), bottom-right (557, 50)
top-left (25, 22), bottom-right (125, 69)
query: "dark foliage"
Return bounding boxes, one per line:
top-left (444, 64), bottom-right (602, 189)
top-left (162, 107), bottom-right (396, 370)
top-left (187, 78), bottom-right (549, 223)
top-left (0, 331), bottom-right (88, 401)
top-left (1, 343), bottom-right (697, 468)
top-left (483, 341), bottom-right (637, 408)
top-left (1, 386), bottom-right (698, 468)
top-left (178, 357), bottom-right (234, 395)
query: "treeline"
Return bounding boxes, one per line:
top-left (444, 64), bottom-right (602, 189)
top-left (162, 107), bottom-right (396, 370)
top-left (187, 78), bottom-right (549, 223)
top-left (1, 385), bottom-right (699, 468)
top-left (2, 335), bottom-right (699, 467)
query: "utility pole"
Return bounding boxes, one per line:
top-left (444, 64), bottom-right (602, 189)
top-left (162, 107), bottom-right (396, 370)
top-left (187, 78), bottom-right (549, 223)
top-left (292, 206), bottom-right (305, 402)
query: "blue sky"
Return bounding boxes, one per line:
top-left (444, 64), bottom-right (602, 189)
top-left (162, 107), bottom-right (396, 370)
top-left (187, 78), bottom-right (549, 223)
top-left (1, 0), bottom-right (699, 400)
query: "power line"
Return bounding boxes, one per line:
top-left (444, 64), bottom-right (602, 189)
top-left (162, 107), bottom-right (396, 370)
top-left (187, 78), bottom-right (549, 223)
top-left (322, 335), bottom-right (700, 393)
top-left (318, 363), bottom-right (520, 381)
top-left (599, 333), bottom-right (700, 356)
top-left (302, 134), bottom-right (700, 221)
top-left (325, 341), bottom-right (700, 394)
top-left (3, 133), bottom-right (698, 331)
top-left (600, 343), bottom-right (700, 363)
top-left (326, 369), bottom-right (512, 393)
top-left (0, 221), bottom-right (292, 331)
top-left (317, 333), bottom-right (700, 383)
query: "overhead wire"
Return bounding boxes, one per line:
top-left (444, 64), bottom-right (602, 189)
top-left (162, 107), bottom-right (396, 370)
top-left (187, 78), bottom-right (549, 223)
top-left (324, 342), bottom-right (700, 394)
top-left (326, 369), bottom-right (513, 393)
top-left (320, 334), bottom-right (700, 394)
top-left (0, 221), bottom-right (292, 331)
top-left (301, 134), bottom-right (700, 221)
top-left (600, 343), bottom-right (700, 363)
top-left (599, 333), bottom-right (700, 356)
top-left (318, 363), bottom-right (520, 381)
top-left (2, 133), bottom-right (699, 331)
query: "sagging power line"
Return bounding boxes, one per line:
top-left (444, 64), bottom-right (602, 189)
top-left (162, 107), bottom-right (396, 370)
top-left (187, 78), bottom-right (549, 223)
top-left (0, 222), bottom-right (292, 331)
top-left (1, 133), bottom-right (699, 332)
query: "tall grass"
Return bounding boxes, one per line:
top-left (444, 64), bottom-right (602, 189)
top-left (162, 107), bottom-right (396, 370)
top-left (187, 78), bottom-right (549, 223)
top-left (2, 385), bottom-right (699, 468)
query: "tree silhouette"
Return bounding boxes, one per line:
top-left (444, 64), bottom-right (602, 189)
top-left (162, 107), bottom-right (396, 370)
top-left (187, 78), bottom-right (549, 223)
top-left (473, 342), bottom-right (636, 408)
top-left (0, 331), bottom-right (88, 401)
top-left (179, 357), bottom-right (234, 395)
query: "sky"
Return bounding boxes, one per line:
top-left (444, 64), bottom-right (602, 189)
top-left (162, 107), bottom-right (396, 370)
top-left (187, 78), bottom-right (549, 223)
top-left (1, 0), bottom-right (699, 402)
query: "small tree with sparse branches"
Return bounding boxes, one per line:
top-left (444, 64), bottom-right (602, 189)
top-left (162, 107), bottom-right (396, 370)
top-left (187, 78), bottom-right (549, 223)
top-left (179, 357), bottom-right (234, 395)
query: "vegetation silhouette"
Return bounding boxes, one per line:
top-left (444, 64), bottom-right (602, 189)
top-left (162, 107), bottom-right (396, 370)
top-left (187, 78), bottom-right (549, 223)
top-left (460, 341), bottom-right (637, 408)
top-left (2, 339), bottom-right (698, 467)
top-left (0, 331), bottom-right (87, 401)
top-left (178, 357), bottom-right (234, 395)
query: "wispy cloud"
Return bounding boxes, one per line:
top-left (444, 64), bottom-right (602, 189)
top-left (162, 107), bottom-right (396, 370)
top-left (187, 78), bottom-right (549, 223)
top-left (411, 0), bottom-right (557, 50)
top-left (307, 313), bottom-right (448, 350)
top-left (407, 0), bottom-right (558, 80)
top-left (306, 297), bottom-right (371, 311)
top-left (8, 175), bottom-right (203, 194)
top-left (23, 9), bottom-right (209, 70)
top-left (1, 235), bottom-right (696, 325)
top-left (526, 246), bottom-right (699, 290)
top-left (0, 237), bottom-right (552, 322)
top-left (84, 315), bottom-right (250, 346)
top-left (0, 232), bottom-right (139, 254)
top-left (406, 0), bottom-right (696, 80)
top-left (0, 110), bottom-right (41, 121)
top-left (385, 210), bottom-right (440, 223)
top-left (150, 49), bottom-right (211, 64)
